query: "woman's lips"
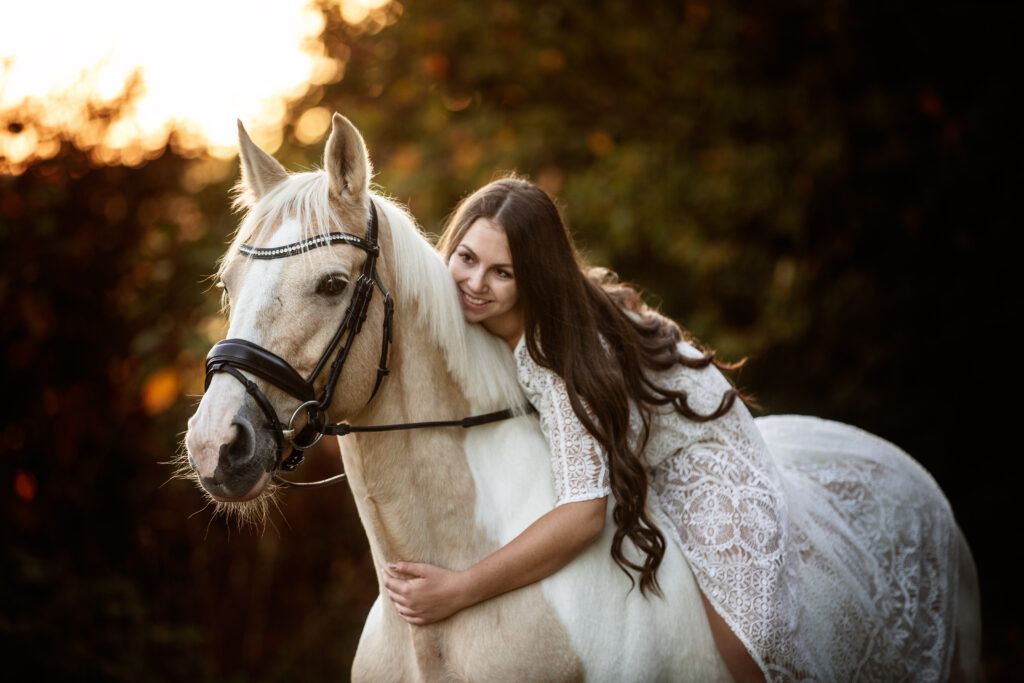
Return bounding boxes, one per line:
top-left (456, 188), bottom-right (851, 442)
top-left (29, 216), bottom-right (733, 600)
top-left (460, 290), bottom-right (490, 310)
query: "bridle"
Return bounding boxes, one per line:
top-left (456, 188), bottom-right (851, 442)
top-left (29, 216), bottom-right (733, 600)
top-left (205, 200), bottom-right (393, 486)
top-left (203, 200), bottom-right (528, 489)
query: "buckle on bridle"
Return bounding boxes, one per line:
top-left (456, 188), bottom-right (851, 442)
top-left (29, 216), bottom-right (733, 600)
top-left (284, 399), bottom-right (327, 451)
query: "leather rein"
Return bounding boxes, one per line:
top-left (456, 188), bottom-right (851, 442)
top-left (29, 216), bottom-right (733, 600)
top-left (203, 200), bottom-right (529, 489)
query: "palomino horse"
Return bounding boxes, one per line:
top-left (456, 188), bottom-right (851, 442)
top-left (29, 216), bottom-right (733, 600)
top-left (185, 113), bottom-right (982, 681)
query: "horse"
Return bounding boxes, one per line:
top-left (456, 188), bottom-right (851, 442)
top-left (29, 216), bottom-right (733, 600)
top-left (184, 112), bottom-right (982, 681)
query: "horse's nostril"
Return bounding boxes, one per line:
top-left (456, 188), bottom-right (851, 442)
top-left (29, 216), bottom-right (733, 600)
top-left (219, 421), bottom-right (254, 469)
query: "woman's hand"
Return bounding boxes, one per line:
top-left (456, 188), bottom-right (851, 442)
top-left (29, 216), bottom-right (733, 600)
top-left (382, 561), bottom-right (472, 626)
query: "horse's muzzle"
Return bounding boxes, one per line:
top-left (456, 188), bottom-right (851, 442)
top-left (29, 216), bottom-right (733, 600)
top-left (187, 402), bottom-right (278, 500)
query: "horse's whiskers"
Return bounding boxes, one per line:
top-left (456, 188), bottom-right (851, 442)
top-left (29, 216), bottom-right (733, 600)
top-left (170, 435), bottom-right (280, 532)
top-left (210, 491), bottom-right (277, 532)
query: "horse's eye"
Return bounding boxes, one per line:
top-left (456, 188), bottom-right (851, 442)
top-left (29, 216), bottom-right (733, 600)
top-left (317, 273), bottom-right (348, 297)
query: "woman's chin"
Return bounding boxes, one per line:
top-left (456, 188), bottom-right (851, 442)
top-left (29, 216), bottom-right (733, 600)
top-left (459, 303), bottom-right (491, 323)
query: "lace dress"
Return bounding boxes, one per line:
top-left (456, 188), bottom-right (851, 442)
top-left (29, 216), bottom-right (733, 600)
top-left (513, 336), bottom-right (959, 682)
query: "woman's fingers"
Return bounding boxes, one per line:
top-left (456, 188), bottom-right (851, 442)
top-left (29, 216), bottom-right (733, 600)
top-left (389, 560), bottom-right (426, 577)
top-left (383, 568), bottom-right (426, 619)
top-left (382, 570), bottom-right (409, 601)
top-left (381, 568), bottom-right (398, 588)
top-left (390, 592), bottom-right (431, 625)
top-left (382, 561), bottom-right (461, 626)
top-left (397, 612), bottom-right (426, 625)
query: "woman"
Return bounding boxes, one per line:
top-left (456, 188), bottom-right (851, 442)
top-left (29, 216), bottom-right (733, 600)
top-left (382, 178), bottom-right (959, 682)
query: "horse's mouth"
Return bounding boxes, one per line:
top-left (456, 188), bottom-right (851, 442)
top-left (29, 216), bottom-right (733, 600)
top-left (205, 470), bottom-right (274, 503)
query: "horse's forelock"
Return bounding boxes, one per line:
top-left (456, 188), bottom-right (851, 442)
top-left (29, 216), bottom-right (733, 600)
top-left (219, 172), bottom-right (346, 280)
top-left (246, 172), bottom-right (344, 241)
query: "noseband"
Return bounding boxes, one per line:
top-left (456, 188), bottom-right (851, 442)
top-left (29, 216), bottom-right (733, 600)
top-left (205, 201), bottom-right (394, 478)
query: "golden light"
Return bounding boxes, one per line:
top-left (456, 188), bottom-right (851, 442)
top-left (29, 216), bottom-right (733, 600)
top-left (294, 106), bottom-right (334, 145)
top-left (141, 367), bottom-right (181, 416)
top-left (340, 0), bottom-right (393, 24)
top-left (0, 0), bottom-right (395, 172)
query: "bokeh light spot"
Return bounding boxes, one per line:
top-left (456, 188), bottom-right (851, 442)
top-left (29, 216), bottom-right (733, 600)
top-left (294, 107), bottom-right (333, 145)
top-left (586, 130), bottom-right (615, 157)
top-left (142, 368), bottom-right (181, 415)
top-left (537, 47), bottom-right (566, 72)
top-left (14, 469), bottom-right (38, 503)
top-left (338, 0), bottom-right (392, 25)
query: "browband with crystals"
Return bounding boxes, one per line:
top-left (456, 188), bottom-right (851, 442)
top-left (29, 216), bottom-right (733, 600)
top-left (238, 232), bottom-right (378, 260)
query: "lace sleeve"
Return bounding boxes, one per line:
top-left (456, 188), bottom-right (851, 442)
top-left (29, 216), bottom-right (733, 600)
top-left (514, 339), bottom-right (611, 506)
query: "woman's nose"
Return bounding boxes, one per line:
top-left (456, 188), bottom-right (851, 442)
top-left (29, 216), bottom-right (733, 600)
top-left (467, 267), bottom-right (487, 292)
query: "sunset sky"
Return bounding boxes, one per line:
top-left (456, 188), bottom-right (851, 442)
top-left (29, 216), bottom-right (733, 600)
top-left (0, 0), bottom-right (389, 164)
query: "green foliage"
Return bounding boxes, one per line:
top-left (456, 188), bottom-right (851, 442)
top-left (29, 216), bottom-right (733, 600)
top-left (290, 0), bottom-right (1013, 454)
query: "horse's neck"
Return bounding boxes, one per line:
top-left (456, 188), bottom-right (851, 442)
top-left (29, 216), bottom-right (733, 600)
top-left (342, 320), bottom-right (493, 571)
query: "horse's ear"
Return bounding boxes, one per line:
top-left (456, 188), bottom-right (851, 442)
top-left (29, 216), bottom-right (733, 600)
top-left (237, 120), bottom-right (288, 200)
top-left (324, 113), bottom-right (371, 206)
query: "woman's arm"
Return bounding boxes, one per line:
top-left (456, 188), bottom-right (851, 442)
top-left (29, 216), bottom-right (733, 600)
top-left (382, 496), bottom-right (607, 625)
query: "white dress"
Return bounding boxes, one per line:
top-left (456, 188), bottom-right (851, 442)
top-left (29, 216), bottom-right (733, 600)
top-left (513, 336), bottom-right (960, 682)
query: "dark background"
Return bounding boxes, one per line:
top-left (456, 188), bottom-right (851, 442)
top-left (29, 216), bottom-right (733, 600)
top-left (2, 1), bottom-right (1018, 679)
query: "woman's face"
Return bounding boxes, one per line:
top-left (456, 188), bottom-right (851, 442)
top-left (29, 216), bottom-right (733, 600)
top-left (448, 217), bottom-right (523, 345)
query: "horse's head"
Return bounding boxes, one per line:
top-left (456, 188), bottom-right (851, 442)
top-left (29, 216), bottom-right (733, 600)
top-left (185, 114), bottom-right (391, 504)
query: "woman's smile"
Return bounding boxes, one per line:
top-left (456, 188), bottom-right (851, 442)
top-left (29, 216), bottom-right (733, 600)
top-left (459, 290), bottom-right (491, 308)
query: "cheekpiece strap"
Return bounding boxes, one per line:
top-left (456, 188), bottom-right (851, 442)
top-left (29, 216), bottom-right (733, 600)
top-left (238, 232), bottom-right (378, 260)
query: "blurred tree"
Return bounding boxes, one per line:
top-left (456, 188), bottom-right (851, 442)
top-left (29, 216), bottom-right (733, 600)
top-left (2, 92), bottom-right (209, 677)
top-left (283, 0), bottom-right (1012, 398)
top-left (1, 90), bottom-right (376, 679)
top-left (286, 0), bottom-right (1013, 481)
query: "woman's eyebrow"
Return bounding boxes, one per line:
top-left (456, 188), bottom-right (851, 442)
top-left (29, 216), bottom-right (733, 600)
top-left (458, 243), bottom-right (514, 270)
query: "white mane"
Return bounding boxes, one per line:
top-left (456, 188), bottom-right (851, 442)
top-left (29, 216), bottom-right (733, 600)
top-left (226, 169), bottom-right (525, 412)
top-left (375, 195), bottom-right (527, 412)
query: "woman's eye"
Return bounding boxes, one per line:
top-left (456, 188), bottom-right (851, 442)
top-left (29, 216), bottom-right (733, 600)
top-left (497, 269), bottom-right (513, 279)
top-left (459, 251), bottom-right (473, 263)
top-left (316, 273), bottom-right (348, 296)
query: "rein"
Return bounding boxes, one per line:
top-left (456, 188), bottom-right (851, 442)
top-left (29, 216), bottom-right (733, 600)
top-left (271, 405), bottom-right (533, 489)
top-left (203, 199), bottom-right (530, 489)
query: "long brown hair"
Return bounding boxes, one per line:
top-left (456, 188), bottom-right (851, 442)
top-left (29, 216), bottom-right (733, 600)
top-left (438, 177), bottom-right (740, 595)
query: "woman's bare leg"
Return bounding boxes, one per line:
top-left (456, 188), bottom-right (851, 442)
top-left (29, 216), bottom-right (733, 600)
top-left (701, 592), bottom-right (766, 683)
